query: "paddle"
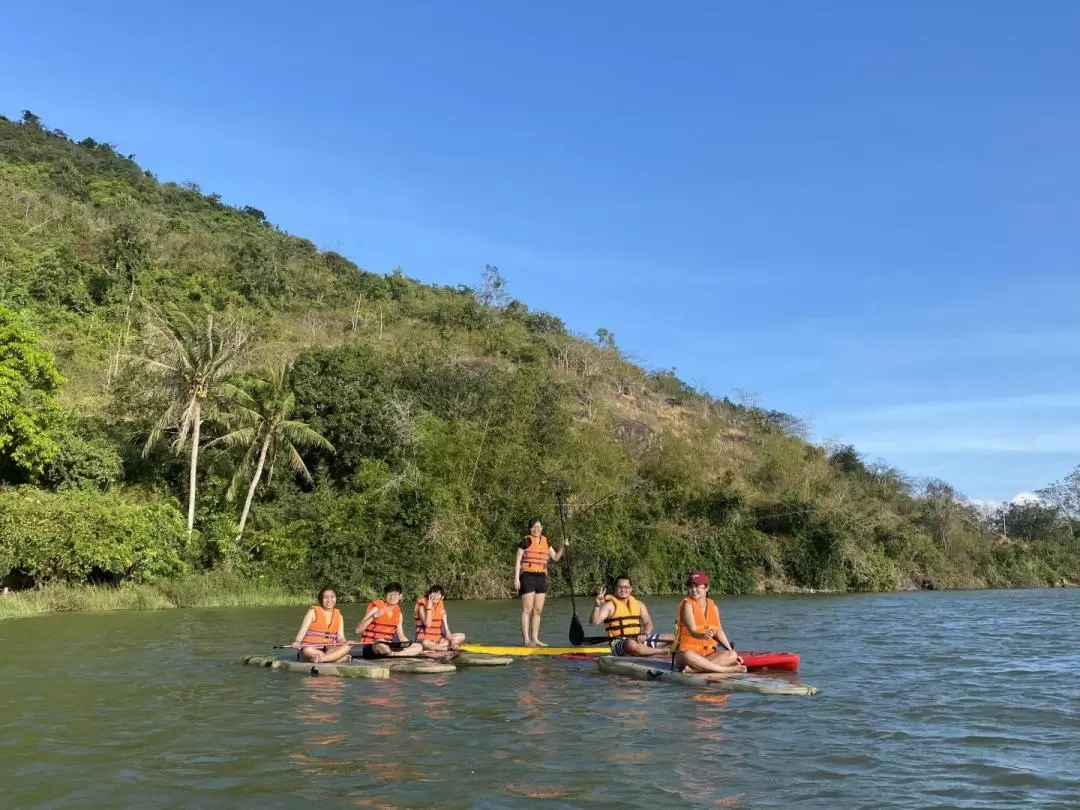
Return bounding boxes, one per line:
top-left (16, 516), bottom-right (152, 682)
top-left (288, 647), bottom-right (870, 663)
top-left (274, 638), bottom-right (422, 651)
top-left (556, 488), bottom-right (587, 645)
top-left (274, 640), bottom-right (363, 649)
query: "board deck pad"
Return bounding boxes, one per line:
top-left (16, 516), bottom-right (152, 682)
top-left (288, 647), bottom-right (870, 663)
top-left (606, 652), bottom-right (799, 672)
top-left (595, 656), bottom-right (818, 696)
top-left (243, 655), bottom-right (390, 679)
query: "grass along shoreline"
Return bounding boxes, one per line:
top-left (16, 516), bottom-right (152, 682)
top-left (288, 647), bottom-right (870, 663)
top-left (3, 573), bottom-right (1076, 623)
top-left (0, 573), bottom-right (311, 621)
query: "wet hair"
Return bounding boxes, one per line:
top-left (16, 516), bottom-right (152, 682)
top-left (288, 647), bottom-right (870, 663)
top-left (614, 575), bottom-right (632, 588)
top-left (426, 584), bottom-right (445, 598)
top-left (528, 517), bottom-right (543, 531)
top-left (384, 582), bottom-right (403, 595)
top-left (317, 586), bottom-right (337, 601)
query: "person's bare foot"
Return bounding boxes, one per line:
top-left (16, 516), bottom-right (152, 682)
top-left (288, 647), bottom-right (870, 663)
top-left (534, 640), bottom-right (549, 647)
top-left (523, 639), bottom-right (536, 647)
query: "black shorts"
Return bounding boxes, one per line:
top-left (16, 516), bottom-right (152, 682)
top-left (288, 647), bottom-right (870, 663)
top-left (359, 641), bottom-right (408, 659)
top-left (519, 572), bottom-right (548, 596)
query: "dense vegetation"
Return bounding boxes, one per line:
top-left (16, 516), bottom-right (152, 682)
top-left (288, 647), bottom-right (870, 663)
top-left (1, 110), bottom-right (1077, 605)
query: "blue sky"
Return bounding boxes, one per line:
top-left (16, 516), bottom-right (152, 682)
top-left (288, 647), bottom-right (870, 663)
top-left (4, 1), bottom-right (1079, 501)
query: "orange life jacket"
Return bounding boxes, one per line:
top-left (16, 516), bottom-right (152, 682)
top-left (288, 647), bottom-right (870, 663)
top-left (414, 599), bottom-right (447, 641)
top-left (361, 599), bottom-right (401, 643)
top-left (301, 606), bottom-right (343, 648)
top-left (521, 534), bottom-right (550, 574)
top-left (675, 596), bottom-right (720, 655)
top-left (603, 595), bottom-right (644, 639)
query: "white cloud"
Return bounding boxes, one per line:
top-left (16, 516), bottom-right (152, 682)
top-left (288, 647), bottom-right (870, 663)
top-left (966, 491), bottom-right (1044, 514)
top-left (1011, 491), bottom-right (1043, 505)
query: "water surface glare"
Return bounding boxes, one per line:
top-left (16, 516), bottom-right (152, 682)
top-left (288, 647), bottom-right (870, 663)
top-left (2, 589), bottom-right (1078, 808)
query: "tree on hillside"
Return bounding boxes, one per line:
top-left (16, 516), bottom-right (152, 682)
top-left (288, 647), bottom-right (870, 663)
top-left (993, 499), bottom-right (1073, 543)
top-left (209, 362), bottom-right (333, 545)
top-left (477, 264), bottom-right (509, 309)
top-left (918, 479), bottom-right (963, 553)
top-left (1038, 467), bottom-right (1080, 521)
top-left (128, 311), bottom-right (251, 534)
top-left (0, 305), bottom-right (66, 479)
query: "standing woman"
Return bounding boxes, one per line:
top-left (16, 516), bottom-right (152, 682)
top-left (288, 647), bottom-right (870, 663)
top-left (513, 517), bottom-right (567, 647)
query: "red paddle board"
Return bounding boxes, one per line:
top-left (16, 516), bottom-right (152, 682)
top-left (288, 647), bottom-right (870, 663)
top-left (560, 650), bottom-right (800, 671)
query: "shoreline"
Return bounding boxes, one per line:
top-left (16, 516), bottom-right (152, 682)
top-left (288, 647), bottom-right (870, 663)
top-left (0, 574), bottom-right (310, 622)
top-left (1, 576), bottom-right (1074, 622)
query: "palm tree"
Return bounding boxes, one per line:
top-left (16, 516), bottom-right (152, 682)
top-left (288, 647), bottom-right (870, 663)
top-left (130, 310), bottom-right (251, 535)
top-left (211, 362), bottom-right (333, 545)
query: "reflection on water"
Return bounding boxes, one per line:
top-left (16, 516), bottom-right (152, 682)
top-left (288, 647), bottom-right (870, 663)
top-left (1, 589), bottom-right (1080, 808)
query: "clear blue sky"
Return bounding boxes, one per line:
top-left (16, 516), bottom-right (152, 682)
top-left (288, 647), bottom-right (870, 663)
top-left (4, 1), bottom-right (1079, 502)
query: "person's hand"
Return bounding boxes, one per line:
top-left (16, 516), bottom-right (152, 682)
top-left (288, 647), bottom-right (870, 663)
top-left (290, 641), bottom-right (302, 649)
top-left (595, 586), bottom-right (607, 607)
top-left (561, 538), bottom-right (569, 548)
top-left (431, 592), bottom-right (442, 606)
top-left (513, 578), bottom-right (521, 592)
top-left (636, 634), bottom-right (647, 644)
top-left (704, 628), bottom-right (716, 639)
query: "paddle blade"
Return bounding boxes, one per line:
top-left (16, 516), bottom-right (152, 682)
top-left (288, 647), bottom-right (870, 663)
top-left (569, 613), bottom-right (585, 645)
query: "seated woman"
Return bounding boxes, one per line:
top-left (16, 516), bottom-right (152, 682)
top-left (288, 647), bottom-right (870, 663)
top-left (674, 572), bottom-right (746, 675)
top-left (414, 585), bottom-right (466, 652)
top-left (291, 586), bottom-right (353, 663)
top-left (355, 582), bottom-right (424, 659)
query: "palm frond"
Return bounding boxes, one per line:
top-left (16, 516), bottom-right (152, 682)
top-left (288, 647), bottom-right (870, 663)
top-left (206, 426), bottom-right (260, 450)
top-left (280, 421), bottom-right (334, 452)
top-left (284, 441), bottom-right (315, 485)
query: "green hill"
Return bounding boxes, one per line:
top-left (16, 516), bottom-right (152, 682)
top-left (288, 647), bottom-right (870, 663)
top-left (1, 110), bottom-right (1077, 602)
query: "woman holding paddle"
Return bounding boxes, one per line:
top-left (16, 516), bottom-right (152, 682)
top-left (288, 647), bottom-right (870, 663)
top-left (514, 517), bottom-right (567, 647)
top-left (674, 572), bottom-right (746, 675)
top-left (291, 586), bottom-right (353, 664)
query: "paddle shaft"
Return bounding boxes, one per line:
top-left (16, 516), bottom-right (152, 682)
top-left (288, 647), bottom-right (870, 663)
top-left (275, 640), bottom-right (364, 649)
top-left (555, 489), bottom-right (576, 611)
top-left (276, 634), bottom-right (416, 650)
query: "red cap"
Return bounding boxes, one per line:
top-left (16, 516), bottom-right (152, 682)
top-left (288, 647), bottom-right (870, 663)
top-left (688, 571), bottom-right (710, 587)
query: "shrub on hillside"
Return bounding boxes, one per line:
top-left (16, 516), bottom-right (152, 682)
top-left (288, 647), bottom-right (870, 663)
top-left (0, 488), bottom-right (189, 585)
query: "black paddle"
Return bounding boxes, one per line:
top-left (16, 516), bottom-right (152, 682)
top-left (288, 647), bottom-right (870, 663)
top-left (556, 488), bottom-right (586, 645)
top-left (274, 643), bottom-right (352, 649)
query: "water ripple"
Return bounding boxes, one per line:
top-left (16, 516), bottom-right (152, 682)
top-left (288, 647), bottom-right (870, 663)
top-left (2, 589), bottom-right (1080, 807)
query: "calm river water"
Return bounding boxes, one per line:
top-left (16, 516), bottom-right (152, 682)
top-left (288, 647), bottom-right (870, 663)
top-left (2, 589), bottom-right (1078, 808)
